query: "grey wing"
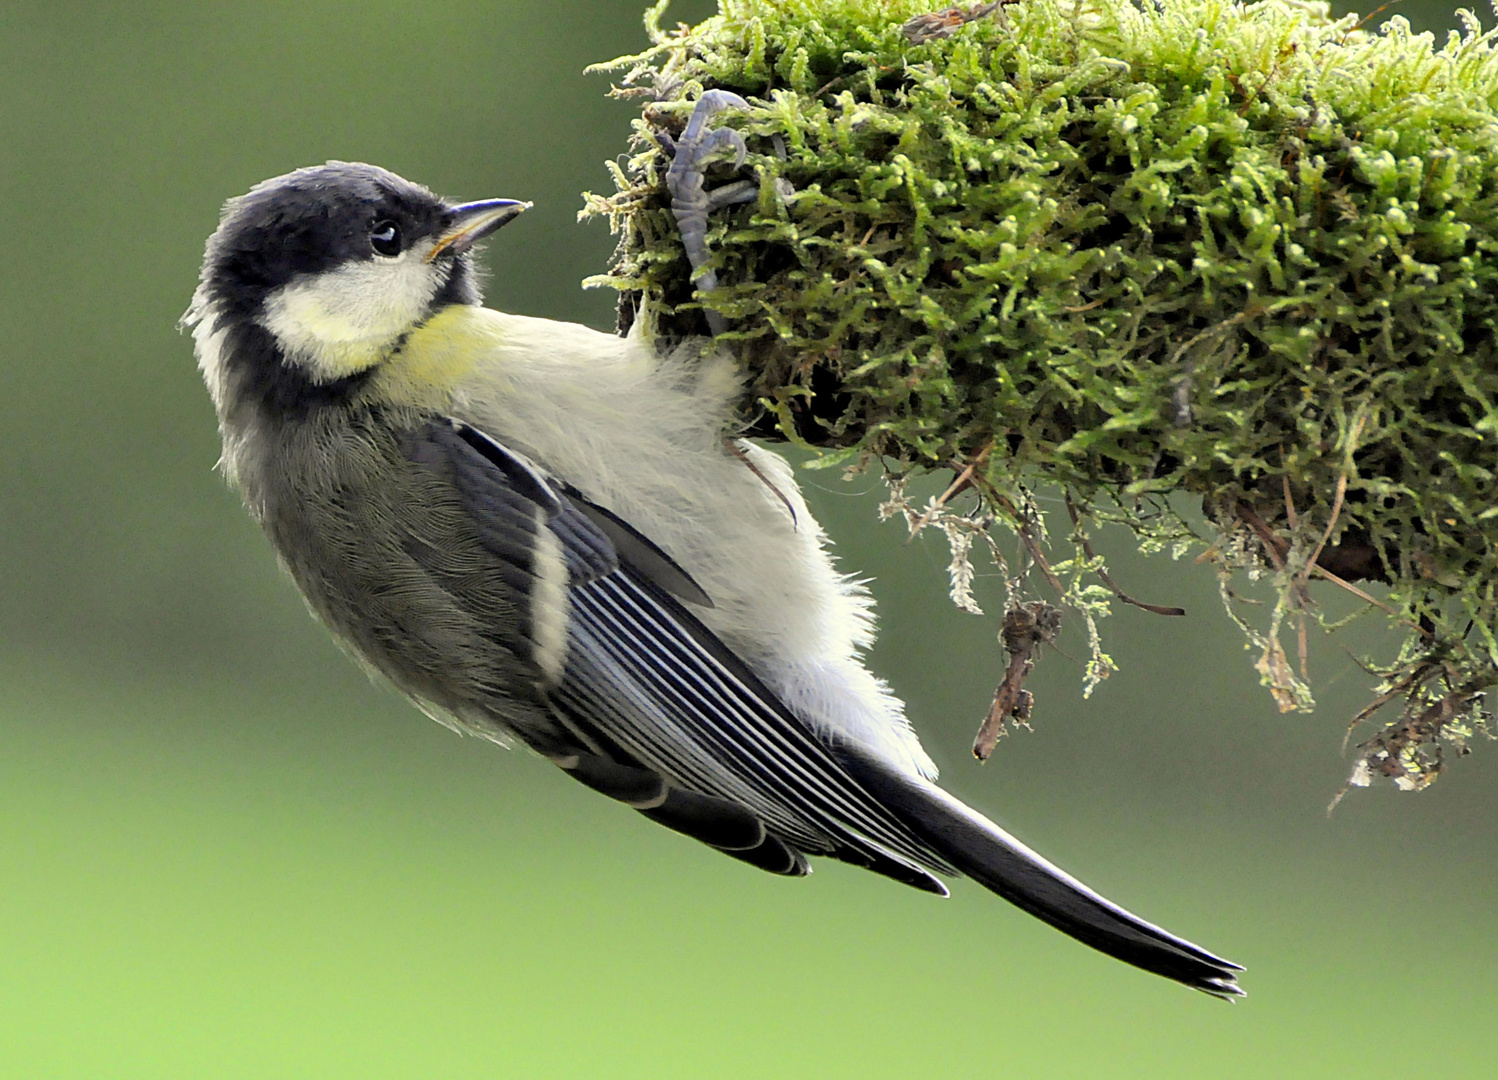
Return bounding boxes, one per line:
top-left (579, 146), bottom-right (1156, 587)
top-left (407, 419), bottom-right (1245, 996)
top-left (411, 418), bottom-right (952, 889)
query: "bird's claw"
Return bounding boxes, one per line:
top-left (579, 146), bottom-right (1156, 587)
top-left (665, 90), bottom-right (757, 335)
top-left (705, 179), bottom-right (758, 212)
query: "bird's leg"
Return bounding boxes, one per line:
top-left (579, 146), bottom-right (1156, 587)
top-left (663, 90), bottom-right (756, 335)
top-left (664, 93), bottom-right (779, 491)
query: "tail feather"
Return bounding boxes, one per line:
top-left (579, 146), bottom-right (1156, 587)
top-left (831, 837), bottom-right (951, 896)
top-left (836, 749), bottom-right (1245, 999)
top-left (555, 751), bottom-right (809, 876)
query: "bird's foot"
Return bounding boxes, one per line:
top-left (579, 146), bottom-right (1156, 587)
top-left (662, 90), bottom-right (757, 335)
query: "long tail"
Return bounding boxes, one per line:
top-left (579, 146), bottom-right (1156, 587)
top-left (835, 749), bottom-right (1244, 999)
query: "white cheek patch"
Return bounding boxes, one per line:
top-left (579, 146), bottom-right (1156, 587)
top-left (260, 243), bottom-right (443, 381)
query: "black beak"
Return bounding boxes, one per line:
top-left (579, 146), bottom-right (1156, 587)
top-left (427, 199), bottom-right (531, 261)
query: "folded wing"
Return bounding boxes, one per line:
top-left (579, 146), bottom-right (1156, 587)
top-left (408, 417), bottom-right (1244, 997)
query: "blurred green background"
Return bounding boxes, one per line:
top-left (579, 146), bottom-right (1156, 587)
top-left (2, 1), bottom-right (1493, 1076)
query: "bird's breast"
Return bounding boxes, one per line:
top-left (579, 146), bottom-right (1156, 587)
top-left (368, 303), bottom-right (499, 409)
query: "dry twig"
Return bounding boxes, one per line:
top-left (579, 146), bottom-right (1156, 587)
top-left (901, 3), bottom-right (1008, 45)
top-left (973, 601), bottom-right (1063, 760)
top-left (1064, 493), bottom-right (1186, 617)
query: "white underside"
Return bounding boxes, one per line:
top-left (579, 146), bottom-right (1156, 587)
top-left (447, 310), bottom-right (939, 781)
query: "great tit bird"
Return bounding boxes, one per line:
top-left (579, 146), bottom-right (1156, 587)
top-left (185, 159), bottom-right (1243, 998)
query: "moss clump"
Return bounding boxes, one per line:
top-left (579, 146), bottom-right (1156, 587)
top-left (583, 0), bottom-right (1498, 792)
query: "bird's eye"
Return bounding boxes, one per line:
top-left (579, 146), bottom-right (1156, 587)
top-left (370, 220), bottom-right (402, 257)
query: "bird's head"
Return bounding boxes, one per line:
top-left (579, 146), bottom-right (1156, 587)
top-left (186, 161), bottom-right (528, 419)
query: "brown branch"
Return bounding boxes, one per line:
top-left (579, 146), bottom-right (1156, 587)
top-left (972, 601), bottom-right (1062, 761)
top-left (1340, 670), bottom-right (1424, 753)
top-left (1281, 471), bottom-right (1299, 530)
top-left (1309, 565), bottom-right (1435, 639)
top-left (901, 3), bottom-right (1008, 45)
top-left (1301, 413), bottom-right (1366, 589)
top-left (979, 486), bottom-right (1064, 595)
top-left (1235, 502), bottom-right (1288, 571)
top-left (906, 442), bottom-right (990, 535)
top-left (1064, 493), bottom-right (1186, 617)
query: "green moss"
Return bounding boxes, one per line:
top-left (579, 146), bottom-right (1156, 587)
top-left (584, 0), bottom-right (1498, 791)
